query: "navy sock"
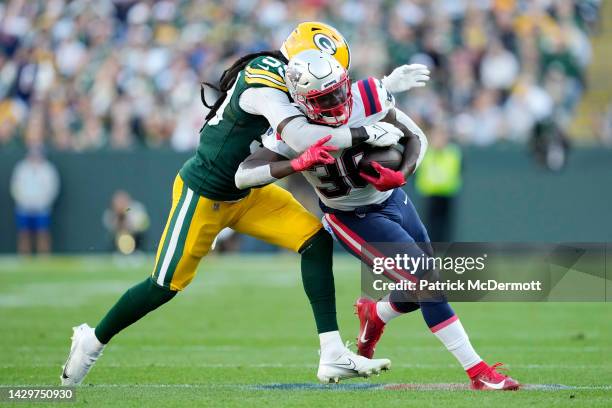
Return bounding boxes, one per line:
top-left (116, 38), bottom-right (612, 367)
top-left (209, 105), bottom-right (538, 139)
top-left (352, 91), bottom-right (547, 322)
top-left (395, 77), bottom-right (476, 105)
top-left (419, 300), bottom-right (455, 328)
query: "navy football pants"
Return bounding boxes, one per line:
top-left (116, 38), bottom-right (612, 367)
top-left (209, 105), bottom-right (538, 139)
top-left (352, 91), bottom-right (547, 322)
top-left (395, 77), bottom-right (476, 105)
top-left (323, 189), bottom-right (455, 329)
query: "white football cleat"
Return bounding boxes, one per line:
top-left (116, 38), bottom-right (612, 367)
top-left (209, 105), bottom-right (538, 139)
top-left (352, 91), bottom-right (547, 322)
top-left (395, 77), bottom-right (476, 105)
top-left (60, 324), bottom-right (105, 386)
top-left (317, 348), bottom-right (391, 383)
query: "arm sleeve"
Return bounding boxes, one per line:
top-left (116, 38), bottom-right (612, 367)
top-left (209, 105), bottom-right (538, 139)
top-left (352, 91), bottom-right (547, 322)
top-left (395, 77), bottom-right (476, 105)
top-left (234, 141), bottom-right (291, 190)
top-left (235, 163), bottom-right (276, 190)
top-left (394, 107), bottom-right (428, 169)
top-left (239, 87), bottom-right (353, 152)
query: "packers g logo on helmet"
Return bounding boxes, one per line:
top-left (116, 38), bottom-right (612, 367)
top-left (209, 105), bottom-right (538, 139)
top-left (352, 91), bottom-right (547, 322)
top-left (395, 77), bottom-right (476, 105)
top-left (280, 21), bottom-right (351, 69)
top-left (313, 33), bottom-right (337, 55)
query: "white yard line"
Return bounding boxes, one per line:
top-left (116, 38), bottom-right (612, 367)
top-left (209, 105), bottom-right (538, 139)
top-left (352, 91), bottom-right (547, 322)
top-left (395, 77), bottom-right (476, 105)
top-left (1, 383), bottom-right (610, 391)
top-left (2, 363), bottom-right (608, 370)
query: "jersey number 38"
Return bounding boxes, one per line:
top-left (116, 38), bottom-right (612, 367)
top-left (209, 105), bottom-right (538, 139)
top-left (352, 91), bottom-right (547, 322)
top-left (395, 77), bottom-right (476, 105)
top-left (309, 145), bottom-right (368, 198)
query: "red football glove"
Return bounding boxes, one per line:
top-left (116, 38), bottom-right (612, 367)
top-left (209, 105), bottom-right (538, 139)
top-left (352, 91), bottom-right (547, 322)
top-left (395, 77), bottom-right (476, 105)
top-left (359, 161), bottom-right (406, 191)
top-left (290, 135), bottom-right (338, 172)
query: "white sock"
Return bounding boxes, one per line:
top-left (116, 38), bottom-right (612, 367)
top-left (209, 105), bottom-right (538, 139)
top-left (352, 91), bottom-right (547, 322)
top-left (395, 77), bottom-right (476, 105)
top-left (432, 317), bottom-right (482, 370)
top-left (319, 331), bottom-right (345, 360)
top-left (376, 296), bottom-right (403, 323)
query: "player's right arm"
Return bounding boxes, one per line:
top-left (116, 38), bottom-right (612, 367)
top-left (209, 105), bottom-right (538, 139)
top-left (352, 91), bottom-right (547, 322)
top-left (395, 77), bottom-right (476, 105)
top-left (359, 106), bottom-right (428, 192)
top-left (384, 107), bottom-right (428, 177)
top-left (235, 136), bottom-right (337, 189)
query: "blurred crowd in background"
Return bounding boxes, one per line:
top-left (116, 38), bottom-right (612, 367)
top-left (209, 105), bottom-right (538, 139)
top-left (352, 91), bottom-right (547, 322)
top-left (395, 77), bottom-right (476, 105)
top-left (0, 0), bottom-right (605, 152)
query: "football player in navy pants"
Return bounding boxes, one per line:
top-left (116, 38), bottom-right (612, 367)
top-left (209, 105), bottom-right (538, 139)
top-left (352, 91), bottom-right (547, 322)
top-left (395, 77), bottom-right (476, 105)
top-left (236, 49), bottom-right (519, 391)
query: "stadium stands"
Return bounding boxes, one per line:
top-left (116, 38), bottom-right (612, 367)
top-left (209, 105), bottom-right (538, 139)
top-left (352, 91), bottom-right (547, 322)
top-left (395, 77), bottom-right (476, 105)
top-left (0, 0), bottom-right (602, 150)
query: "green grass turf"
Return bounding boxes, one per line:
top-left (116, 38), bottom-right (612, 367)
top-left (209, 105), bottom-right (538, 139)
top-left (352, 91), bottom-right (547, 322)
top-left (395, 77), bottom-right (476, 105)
top-left (0, 255), bottom-right (610, 407)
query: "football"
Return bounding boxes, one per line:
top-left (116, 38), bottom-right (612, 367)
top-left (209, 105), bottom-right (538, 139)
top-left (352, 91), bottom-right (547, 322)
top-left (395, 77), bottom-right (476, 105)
top-left (358, 145), bottom-right (403, 176)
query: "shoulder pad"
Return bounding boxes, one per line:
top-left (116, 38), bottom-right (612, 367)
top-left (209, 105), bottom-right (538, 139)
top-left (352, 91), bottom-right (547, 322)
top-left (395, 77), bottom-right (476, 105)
top-left (354, 77), bottom-right (394, 117)
top-left (244, 56), bottom-right (288, 93)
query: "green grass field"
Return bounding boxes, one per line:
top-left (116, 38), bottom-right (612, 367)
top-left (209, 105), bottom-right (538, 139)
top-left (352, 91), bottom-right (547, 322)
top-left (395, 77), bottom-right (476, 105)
top-left (0, 255), bottom-right (610, 407)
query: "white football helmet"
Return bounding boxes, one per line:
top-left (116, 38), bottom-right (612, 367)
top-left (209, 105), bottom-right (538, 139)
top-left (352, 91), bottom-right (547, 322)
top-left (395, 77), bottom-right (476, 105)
top-left (285, 49), bottom-right (352, 126)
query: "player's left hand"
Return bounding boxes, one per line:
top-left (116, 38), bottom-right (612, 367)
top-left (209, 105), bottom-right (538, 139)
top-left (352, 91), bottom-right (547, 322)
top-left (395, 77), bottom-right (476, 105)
top-left (290, 135), bottom-right (338, 172)
top-left (359, 161), bottom-right (406, 191)
top-left (381, 64), bottom-right (430, 94)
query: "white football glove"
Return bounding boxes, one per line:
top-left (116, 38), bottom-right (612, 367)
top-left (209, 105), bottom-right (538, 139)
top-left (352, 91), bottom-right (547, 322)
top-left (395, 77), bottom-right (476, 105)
top-left (363, 122), bottom-right (403, 147)
top-left (381, 64), bottom-right (430, 94)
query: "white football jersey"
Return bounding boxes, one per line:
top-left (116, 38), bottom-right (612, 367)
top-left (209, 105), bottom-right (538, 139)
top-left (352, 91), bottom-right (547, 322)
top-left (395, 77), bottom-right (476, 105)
top-left (263, 77), bottom-right (396, 211)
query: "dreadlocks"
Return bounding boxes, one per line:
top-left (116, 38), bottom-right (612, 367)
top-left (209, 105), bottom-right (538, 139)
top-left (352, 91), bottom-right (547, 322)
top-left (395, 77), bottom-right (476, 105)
top-left (201, 50), bottom-right (287, 122)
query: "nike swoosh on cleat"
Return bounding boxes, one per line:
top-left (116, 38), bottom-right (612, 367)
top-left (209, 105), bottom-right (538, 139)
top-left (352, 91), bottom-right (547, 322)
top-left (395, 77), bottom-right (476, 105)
top-left (335, 358), bottom-right (357, 370)
top-left (359, 321), bottom-right (369, 343)
top-left (480, 379), bottom-right (506, 390)
top-left (61, 351), bottom-right (75, 380)
top-left (60, 366), bottom-right (72, 385)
